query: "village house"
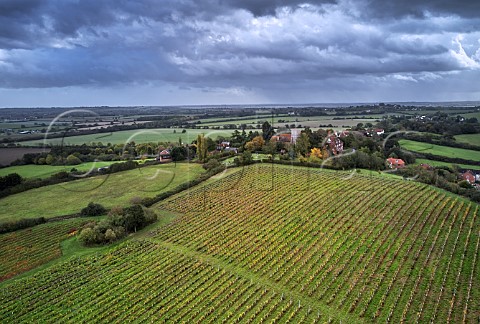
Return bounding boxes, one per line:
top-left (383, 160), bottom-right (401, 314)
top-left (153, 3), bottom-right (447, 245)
top-left (387, 157), bottom-right (405, 169)
top-left (338, 131), bottom-right (350, 138)
top-left (270, 133), bottom-right (292, 143)
top-left (157, 149), bottom-right (172, 163)
top-left (270, 128), bottom-right (300, 144)
top-left (461, 170), bottom-right (476, 184)
top-left (325, 133), bottom-right (344, 155)
top-left (216, 141), bottom-right (229, 151)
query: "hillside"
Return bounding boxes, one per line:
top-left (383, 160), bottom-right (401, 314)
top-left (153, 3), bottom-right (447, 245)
top-left (0, 162), bottom-right (203, 221)
top-left (1, 164), bottom-right (478, 322)
top-left (399, 139), bottom-right (480, 162)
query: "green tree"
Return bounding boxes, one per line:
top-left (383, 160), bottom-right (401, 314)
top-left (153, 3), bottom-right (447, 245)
top-left (196, 134), bottom-right (207, 162)
top-left (45, 154), bottom-right (55, 165)
top-left (262, 121), bottom-right (275, 141)
top-left (295, 133), bottom-right (310, 156)
top-left (66, 154), bottom-right (82, 165)
top-left (238, 150), bottom-right (253, 165)
top-left (0, 173), bottom-right (23, 191)
top-left (171, 146), bottom-right (187, 161)
top-left (123, 205), bottom-right (146, 232)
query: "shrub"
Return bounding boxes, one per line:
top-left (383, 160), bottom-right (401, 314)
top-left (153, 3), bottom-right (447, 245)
top-left (0, 217), bottom-right (46, 234)
top-left (144, 208), bottom-right (158, 224)
top-left (459, 180), bottom-right (473, 189)
top-left (78, 228), bottom-right (97, 245)
top-left (80, 202), bottom-right (107, 217)
top-left (66, 154), bottom-right (82, 165)
top-left (0, 173), bottom-right (23, 191)
top-left (104, 228), bottom-right (117, 242)
top-left (203, 159), bottom-right (221, 171)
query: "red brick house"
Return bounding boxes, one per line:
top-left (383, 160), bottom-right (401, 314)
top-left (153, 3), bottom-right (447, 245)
top-left (387, 157), bottom-right (405, 169)
top-left (271, 133), bottom-right (292, 143)
top-left (325, 134), bottom-right (344, 155)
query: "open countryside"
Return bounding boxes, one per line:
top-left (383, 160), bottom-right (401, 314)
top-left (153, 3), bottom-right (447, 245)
top-left (2, 0), bottom-right (480, 321)
top-left (1, 165), bottom-right (479, 322)
top-left (18, 128), bottom-right (232, 147)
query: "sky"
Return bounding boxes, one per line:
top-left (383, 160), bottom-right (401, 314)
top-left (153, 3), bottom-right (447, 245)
top-left (1, 0), bottom-right (480, 107)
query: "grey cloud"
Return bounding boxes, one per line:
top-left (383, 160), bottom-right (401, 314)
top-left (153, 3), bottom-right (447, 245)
top-left (356, 0), bottom-right (480, 19)
top-left (0, 0), bottom-right (479, 104)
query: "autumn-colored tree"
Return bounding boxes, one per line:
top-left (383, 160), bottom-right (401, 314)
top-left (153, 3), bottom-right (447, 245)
top-left (310, 147), bottom-right (323, 159)
top-left (245, 135), bottom-right (265, 151)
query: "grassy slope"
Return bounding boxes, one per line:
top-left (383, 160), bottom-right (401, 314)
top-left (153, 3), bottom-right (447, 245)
top-left (0, 161), bottom-right (116, 179)
top-left (18, 128), bottom-right (232, 146)
top-left (399, 139), bottom-right (480, 161)
top-left (454, 133), bottom-right (480, 146)
top-left (414, 158), bottom-right (480, 171)
top-left (0, 162), bottom-right (204, 222)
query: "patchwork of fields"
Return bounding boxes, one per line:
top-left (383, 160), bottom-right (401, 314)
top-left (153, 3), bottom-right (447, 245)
top-left (1, 165), bottom-right (478, 322)
top-left (17, 128), bottom-right (231, 146)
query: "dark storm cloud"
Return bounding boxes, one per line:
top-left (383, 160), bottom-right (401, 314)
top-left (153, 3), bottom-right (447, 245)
top-left (358, 0), bottom-right (480, 19)
top-left (222, 0), bottom-right (336, 16)
top-left (0, 0), bottom-right (479, 104)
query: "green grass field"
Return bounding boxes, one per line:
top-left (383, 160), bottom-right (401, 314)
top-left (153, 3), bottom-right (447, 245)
top-left (0, 162), bottom-right (204, 222)
top-left (17, 128), bottom-right (232, 146)
top-left (459, 112), bottom-right (480, 120)
top-left (454, 133), bottom-right (480, 146)
top-left (0, 161), bottom-right (117, 179)
top-left (399, 139), bottom-right (480, 162)
top-left (0, 165), bottom-right (478, 322)
top-left (414, 158), bottom-right (480, 171)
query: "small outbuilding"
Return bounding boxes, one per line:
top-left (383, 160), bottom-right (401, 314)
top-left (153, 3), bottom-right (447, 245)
top-left (158, 149), bottom-right (172, 163)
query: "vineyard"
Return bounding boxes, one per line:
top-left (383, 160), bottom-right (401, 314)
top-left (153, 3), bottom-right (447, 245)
top-left (0, 218), bottom-right (89, 281)
top-left (1, 164), bottom-right (479, 322)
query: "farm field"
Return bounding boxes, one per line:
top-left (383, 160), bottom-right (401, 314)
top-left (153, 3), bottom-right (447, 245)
top-left (459, 112), bottom-right (480, 120)
top-left (0, 162), bottom-right (204, 222)
top-left (0, 161), bottom-right (117, 179)
top-left (16, 128), bottom-right (232, 146)
top-left (399, 139), bottom-right (480, 162)
top-left (1, 164), bottom-right (478, 322)
top-left (454, 133), bottom-right (480, 146)
top-left (199, 115), bottom-right (381, 130)
top-left (0, 147), bottom-right (48, 166)
top-left (415, 158), bottom-right (480, 171)
top-left (0, 218), bottom-right (91, 281)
